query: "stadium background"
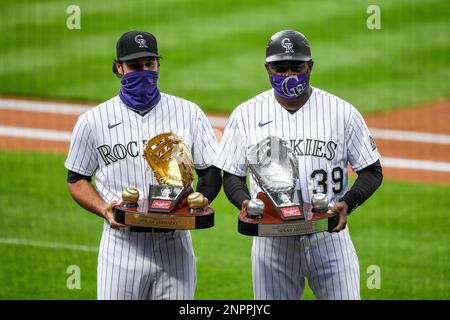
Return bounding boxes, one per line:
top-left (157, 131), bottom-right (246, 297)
top-left (0, 0), bottom-right (449, 299)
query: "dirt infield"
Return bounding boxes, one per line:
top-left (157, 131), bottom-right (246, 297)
top-left (0, 98), bottom-right (449, 185)
top-left (365, 100), bottom-right (449, 134)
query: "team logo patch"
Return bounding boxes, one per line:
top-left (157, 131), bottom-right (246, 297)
top-left (369, 135), bottom-right (377, 151)
top-left (281, 38), bottom-right (294, 53)
top-left (134, 35), bottom-right (148, 48)
top-left (282, 75), bottom-right (306, 97)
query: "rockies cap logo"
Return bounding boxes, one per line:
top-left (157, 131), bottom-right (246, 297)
top-left (282, 75), bottom-right (306, 97)
top-left (281, 38), bottom-right (294, 53)
top-left (134, 35), bottom-right (148, 48)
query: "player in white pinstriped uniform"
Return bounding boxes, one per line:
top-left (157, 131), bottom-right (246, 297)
top-left (65, 30), bottom-right (221, 300)
top-left (215, 30), bottom-right (383, 299)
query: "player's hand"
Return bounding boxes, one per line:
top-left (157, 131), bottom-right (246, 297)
top-left (327, 201), bottom-right (348, 232)
top-left (102, 200), bottom-right (127, 229)
top-left (241, 199), bottom-right (250, 211)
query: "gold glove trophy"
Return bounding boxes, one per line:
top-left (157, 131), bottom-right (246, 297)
top-left (114, 132), bottom-right (214, 230)
top-left (238, 136), bottom-right (337, 236)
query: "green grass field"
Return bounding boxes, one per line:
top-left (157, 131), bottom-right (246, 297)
top-left (1, 0), bottom-right (449, 114)
top-left (0, 0), bottom-right (449, 300)
top-left (0, 152), bottom-right (449, 300)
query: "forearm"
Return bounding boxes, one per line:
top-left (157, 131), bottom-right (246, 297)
top-left (195, 166), bottom-right (222, 203)
top-left (67, 179), bottom-right (107, 219)
top-left (222, 171), bottom-right (251, 210)
top-left (340, 160), bottom-right (383, 214)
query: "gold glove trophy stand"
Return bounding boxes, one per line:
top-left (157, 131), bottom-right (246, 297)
top-left (114, 132), bottom-right (214, 230)
top-left (238, 136), bottom-right (337, 237)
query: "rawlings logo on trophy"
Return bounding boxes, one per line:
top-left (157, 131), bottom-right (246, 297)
top-left (113, 132), bottom-right (214, 230)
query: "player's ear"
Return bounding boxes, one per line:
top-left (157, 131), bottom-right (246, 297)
top-left (264, 63), bottom-right (270, 74)
top-left (112, 60), bottom-right (124, 78)
top-left (308, 60), bottom-right (314, 72)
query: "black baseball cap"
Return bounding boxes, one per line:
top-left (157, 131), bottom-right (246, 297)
top-left (265, 30), bottom-right (311, 63)
top-left (116, 30), bottom-right (162, 62)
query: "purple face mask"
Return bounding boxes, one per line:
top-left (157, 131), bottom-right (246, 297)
top-left (119, 70), bottom-right (161, 113)
top-left (270, 72), bottom-right (309, 100)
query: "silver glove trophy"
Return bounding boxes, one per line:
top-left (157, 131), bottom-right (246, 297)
top-left (246, 135), bottom-right (304, 220)
top-left (238, 136), bottom-right (338, 236)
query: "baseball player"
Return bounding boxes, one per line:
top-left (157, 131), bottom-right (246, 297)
top-left (65, 30), bottom-right (221, 300)
top-left (215, 30), bottom-right (383, 300)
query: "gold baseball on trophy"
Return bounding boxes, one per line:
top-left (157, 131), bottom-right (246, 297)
top-left (122, 187), bottom-right (140, 206)
top-left (187, 192), bottom-right (206, 210)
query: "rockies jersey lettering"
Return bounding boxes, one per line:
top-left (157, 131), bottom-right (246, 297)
top-left (289, 139), bottom-right (337, 160)
top-left (96, 140), bottom-right (151, 165)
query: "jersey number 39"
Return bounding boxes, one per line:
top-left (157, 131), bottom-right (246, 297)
top-left (310, 167), bottom-right (343, 194)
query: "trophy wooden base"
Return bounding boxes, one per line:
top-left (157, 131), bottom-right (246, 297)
top-left (114, 200), bottom-right (214, 230)
top-left (238, 202), bottom-right (338, 237)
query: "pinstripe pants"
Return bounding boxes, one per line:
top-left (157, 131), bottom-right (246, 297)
top-left (252, 228), bottom-right (360, 300)
top-left (97, 224), bottom-right (196, 300)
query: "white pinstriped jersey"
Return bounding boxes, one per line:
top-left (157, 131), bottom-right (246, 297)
top-left (65, 93), bottom-right (217, 203)
top-left (65, 93), bottom-right (217, 300)
top-left (215, 87), bottom-right (380, 205)
top-left (215, 87), bottom-right (380, 300)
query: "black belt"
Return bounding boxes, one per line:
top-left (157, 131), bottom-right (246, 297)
top-left (129, 226), bottom-right (175, 233)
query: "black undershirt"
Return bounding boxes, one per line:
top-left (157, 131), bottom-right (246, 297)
top-left (338, 160), bottom-right (383, 213)
top-left (67, 170), bottom-right (92, 183)
top-left (222, 172), bottom-right (251, 210)
top-left (195, 166), bottom-right (222, 202)
top-left (223, 160), bottom-right (383, 214)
